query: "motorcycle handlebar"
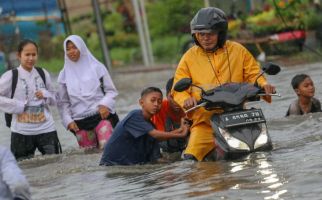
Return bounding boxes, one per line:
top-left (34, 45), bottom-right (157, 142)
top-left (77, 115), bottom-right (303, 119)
top-left (257, 88), bottom-right (281, 97)
top-left (257, 93), bottom-right (281, 97)
top-left (184, 102), bottom-right (207, 114)
top-left (184, 89), bottom-right (281, 114)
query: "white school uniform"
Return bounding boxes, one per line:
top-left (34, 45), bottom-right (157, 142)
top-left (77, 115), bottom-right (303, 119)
top-left (57, 35), bottom-right (118, 129)
top-left (0, 146), bottom-right (31, 200)
top-left (0, 66), bottom-right (56, 135)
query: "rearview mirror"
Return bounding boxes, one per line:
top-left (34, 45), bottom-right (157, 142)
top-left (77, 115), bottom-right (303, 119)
top-left (262, 62), bottom-right (281, 75)
top-left (174, 78), bottom-right (192, 92)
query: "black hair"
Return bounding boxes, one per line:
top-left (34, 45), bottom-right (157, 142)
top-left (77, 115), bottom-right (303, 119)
top-left (141, 87), bottom-right (163, 98)
top-left (66, 40), bottom-right (74, 47)
top-left (18, 39), bottom-right (38, 54)
top-left (291, 74), bottom-right (310, 90)
top-left (166, 77), bottom-right (174, 95)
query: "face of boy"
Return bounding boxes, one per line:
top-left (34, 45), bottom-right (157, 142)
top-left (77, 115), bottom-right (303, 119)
top-left (140, 92), bottom-right (163, 117)
top-left (167, 94), bottom-right (182, 113)
top-left (296, 77), bottom-right (315, 98)
top-left (66, 41), bottom-right (80, 62)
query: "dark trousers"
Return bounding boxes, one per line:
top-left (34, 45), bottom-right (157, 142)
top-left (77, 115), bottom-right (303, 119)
top-left (11, 131), bottom-right (61, 160)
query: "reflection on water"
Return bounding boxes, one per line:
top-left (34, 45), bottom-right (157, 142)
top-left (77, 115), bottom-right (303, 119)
top-left (1, 62), bottom-right (322, 199)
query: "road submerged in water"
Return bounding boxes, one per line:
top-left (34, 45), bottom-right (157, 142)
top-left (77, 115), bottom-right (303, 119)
top-left (1, 61), bottom-right (322, 199)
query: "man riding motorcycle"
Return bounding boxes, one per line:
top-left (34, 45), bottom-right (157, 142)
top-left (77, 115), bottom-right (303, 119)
top-left (172, 7), bottom-right (276, 161)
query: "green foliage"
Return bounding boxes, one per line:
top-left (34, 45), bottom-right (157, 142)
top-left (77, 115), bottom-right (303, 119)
top-left (248, 24), bottom-right (281, 36)
top-left (101, 9), bottom-right (139, 48)
top-left (240, 0), bottom-right (322, 37)
top-left (267, 0), bottom-right (322, 30)
top-left (38, 57), bottom-right (64, 73)
top-left (110, 47), bottom-right (140, 66)
top-left (108, 32), bottom-right (139, 48)
top-left (50, 35), bottom-right (65, 58)
top-left (246, 10), bottom-right (282, 36)
top-left (301, 8), bottom-right (322, 30)
top-left (103, 12), bottom-right (124, 34)
top-left (42, 1), bottom-right (206, 71)
top-left (146, 0), bottom-right (203, 37)
top-left (86, 33), bottom-right (101, 56)
top-left (152, 34), bottom-right (192, 63)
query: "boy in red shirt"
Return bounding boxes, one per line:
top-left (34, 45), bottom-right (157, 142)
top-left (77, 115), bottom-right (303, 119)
top-left (151, 78), bottom-right (188, 153)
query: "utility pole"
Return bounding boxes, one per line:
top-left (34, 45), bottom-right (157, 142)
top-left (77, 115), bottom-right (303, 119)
top-left (204, 0), bottom-right (210, 7)
top-left (57, 0), bottom-right (72, 35)
top-left (132, 0), bottom-right (149, 66)
top-left (139, 0), bottom-right (154, 65)
top-left (92, 0), bottom-right (112, 71)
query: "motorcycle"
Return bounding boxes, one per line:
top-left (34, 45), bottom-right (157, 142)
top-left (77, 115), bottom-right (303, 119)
top-left (174, 63), bottom-right (281, 160)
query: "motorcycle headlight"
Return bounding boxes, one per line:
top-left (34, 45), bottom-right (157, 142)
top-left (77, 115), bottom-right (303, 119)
top-left (254, 125), bottom-right (268, 149)
top-left (219, 128), bottom-right (250, 151)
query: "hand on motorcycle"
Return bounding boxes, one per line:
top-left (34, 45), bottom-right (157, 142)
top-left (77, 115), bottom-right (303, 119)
top-left (263, 84), bottom-right (276, 95)
top-left (183, 97), bottom-right (198, 110)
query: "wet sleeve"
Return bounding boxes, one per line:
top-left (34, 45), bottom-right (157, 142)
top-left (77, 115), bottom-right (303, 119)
top-left (242, 47), bottom-right (271, 103)
top-left (56, 83), bottom-right (74, 128)
top-left (124, 112), bottom-right (154, 138)
top-left (98, 66), bottom-right (118, 114)
top-left (0, 71), bottom-right (25, 114)
top-left (1, 147), bottom-right (31, 200)
top-left (242, 47), bottom-right (267, 86)
top-left (41, 69), bottom-right (57, 106)
top-left (172, 54), bottom-right (193, 108)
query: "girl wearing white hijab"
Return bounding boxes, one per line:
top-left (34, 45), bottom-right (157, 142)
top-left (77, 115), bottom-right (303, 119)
top-left (57, 35), bottom-right (118, 149)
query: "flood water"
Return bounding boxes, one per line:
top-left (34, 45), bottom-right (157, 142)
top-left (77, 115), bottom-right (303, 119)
top-left (1, 62), bottom-right (322, 199)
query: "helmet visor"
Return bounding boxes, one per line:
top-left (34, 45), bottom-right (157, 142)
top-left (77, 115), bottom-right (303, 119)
top-left (192, 29), bottom-right (218, 34)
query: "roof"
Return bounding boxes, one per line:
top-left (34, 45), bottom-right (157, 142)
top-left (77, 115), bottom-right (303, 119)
top-left (0, 0), bottom-right (64, 42)
top-left (0, 0), bottom-right (59, 16)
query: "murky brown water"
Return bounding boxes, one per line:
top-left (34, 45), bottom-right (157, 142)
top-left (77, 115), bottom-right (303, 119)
top-left (1, 62), bottom-right (322, 199)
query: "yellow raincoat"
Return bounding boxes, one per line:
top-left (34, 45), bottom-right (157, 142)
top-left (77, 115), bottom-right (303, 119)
top-left (172, 40), bottom-right (270, 161)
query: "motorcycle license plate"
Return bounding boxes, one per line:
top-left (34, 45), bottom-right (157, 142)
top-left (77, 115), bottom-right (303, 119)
top-left (220, 109), bottom-right (266, 128)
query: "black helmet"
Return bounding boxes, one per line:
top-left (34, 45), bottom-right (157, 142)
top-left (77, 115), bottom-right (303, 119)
top-left (190, 7), bottom-right (228, 50)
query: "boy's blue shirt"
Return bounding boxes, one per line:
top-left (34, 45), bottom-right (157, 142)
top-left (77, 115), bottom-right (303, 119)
top-left (100, 109), bottom-right (161, 166)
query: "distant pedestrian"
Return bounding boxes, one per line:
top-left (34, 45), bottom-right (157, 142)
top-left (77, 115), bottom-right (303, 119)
top-left (286, 74), bottom-right (321, 116)
top-left (0, 39), bottom-right (61, 160)
top-left (57, 35), bottom-right (119, 150)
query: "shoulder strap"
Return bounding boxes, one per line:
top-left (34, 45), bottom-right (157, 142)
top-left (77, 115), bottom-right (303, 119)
top-left (99, 76), bottom-right (105, 95)
top-left (35, 66), bottom-right (46, 87)
top-left (10, 69), bottom-right (18, 98)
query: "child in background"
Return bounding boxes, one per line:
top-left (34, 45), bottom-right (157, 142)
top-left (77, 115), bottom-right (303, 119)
top-left (151, 77), bottom-right (187, 153)
top-left (100, 87), bottom-right (190, 166)
top-left (286, 74), bottom-right (321, 116)
top-left (0, 39), bottom-right (61, 160)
